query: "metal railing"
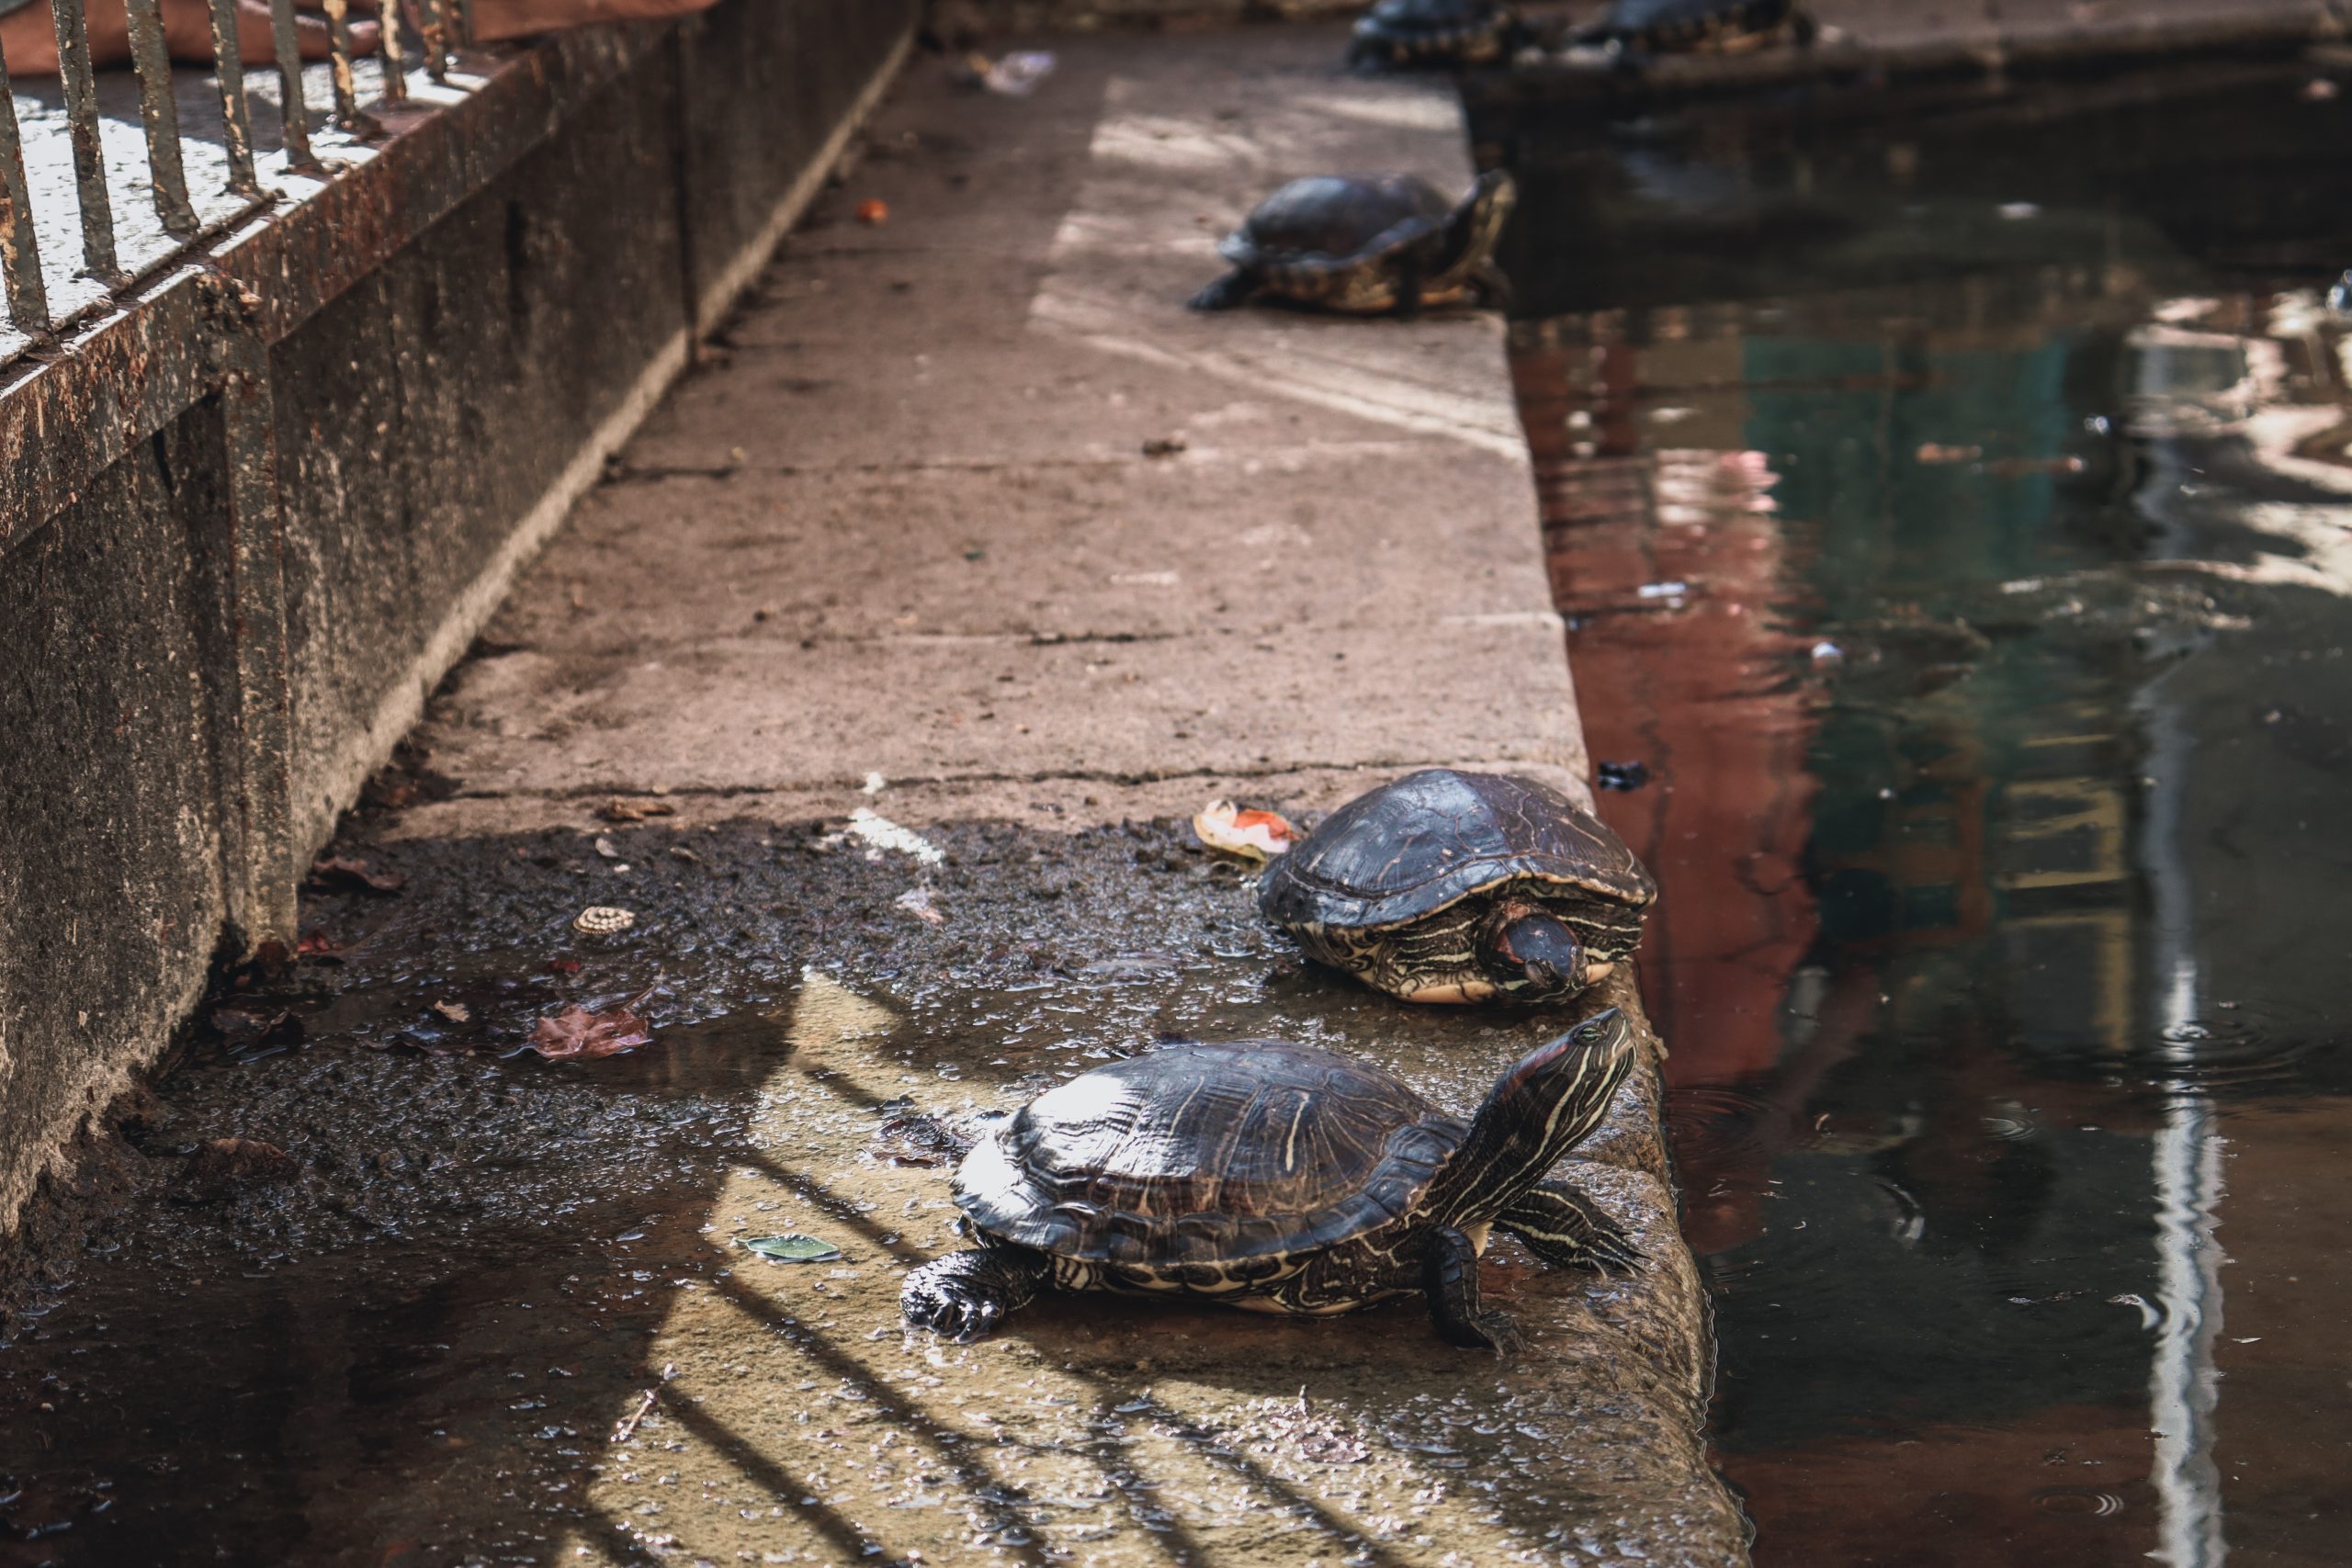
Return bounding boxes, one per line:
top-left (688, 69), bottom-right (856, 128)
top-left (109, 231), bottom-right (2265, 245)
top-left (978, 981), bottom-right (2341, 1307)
top-left (0, 0), bottom-right (472, 340)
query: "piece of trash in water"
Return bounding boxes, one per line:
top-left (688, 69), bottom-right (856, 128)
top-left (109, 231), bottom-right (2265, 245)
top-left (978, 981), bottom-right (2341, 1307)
top-left (1634, 581), bottom-right (1688, 600)
top-left (1596, 760), bottom-right (1650, 792)
top-left (574, 905), bottom-right (637, 936)
top-left (742, 1234), bottom-right (844, 1264)
top-left (1193, 800), bottom-right (1296, 861)
top-left (1141, 436), bottom-right (1187, 458)
top-left (528, 995), bottom-right (654, 1061)
top-left (1915, 442), bottom-right (1982, 465)
top-left (307, 854), bottom-right (405, 894)
top-left (982, 50), bottom-right (1057, 96)
top-left (1810, 639), bottom-right (1845, 663)
top-left (597, 796), bottom-right (676, 824)
top-left (840, 807), bottom-right (946, 866)
top-left (1997, 202), bottom-right (2040, 220)
top-left (896, 886), bottom-right (946, 924)
top-left (856, 198), bottom-right (889, 226)
top-left (432, 1000), bottom-right (472, 1024)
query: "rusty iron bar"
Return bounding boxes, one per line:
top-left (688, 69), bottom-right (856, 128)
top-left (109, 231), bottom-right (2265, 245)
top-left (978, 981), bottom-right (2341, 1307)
top-left (423, 0), bottom-right (450, 82)
top-left (0, 47), bottom-right (49, 330)
top-left (320, 0), bottom-right (362, 125)
top-left (268, 0), bottom-right (319, 169)
top-left (123, 0), bottom-right (202, 237)
top-left (379, 0), bottom-right (411, 104)
top-left (47, 0), bottom-right (121, 278)
top-left (206, 0), bottom-right (265, 197)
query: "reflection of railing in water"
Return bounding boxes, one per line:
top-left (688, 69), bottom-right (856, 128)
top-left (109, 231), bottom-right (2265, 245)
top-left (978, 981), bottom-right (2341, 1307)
top-left (0, 0), bottom-right (474, 337)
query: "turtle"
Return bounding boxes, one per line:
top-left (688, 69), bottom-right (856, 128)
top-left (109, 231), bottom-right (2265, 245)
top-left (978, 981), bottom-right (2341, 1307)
top-left (1188, 170), bottom-right (1516, 315)
top-left (899, 1010), bottom-right (1641, 1350)
top-left (1571, 0), bottom-right (1816, 58)
top-left (1258, 769), bottom-right (1655, 1005)
top-left (1347, 0), bottom-right (1529, 71)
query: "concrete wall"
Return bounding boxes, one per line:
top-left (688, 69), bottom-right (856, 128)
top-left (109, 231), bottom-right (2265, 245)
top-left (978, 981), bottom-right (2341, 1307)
top-left (0, 0), bottom-right (920, 1237)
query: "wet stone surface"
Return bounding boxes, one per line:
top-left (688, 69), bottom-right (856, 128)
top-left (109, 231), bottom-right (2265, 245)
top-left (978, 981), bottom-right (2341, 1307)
top-left (0, 807), bottom-right (1735, 1566)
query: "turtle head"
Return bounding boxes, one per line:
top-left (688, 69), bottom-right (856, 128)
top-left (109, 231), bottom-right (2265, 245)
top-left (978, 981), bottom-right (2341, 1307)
top-left (1479, 903), bottom-right (1600, 999)
top-left (1440, 1008), bottom-right (1637, 1223)
top-left (1442, 168), bottom-right (1516, 277)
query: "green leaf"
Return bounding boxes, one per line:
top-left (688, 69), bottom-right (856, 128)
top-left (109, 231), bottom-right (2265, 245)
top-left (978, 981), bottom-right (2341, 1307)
top-left (741, 1234), bottom-right (842, 1264)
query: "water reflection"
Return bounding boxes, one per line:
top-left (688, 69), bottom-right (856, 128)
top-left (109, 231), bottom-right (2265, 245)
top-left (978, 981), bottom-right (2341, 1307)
top-left (1493, 63), bottom-right (2352, 1562)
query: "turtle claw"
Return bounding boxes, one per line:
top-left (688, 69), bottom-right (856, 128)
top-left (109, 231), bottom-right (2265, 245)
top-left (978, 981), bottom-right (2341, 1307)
top-left (1470, 1311), bottom-right (1525, 1357)
top-left (899, 1247), bottom-right (1048, 1342)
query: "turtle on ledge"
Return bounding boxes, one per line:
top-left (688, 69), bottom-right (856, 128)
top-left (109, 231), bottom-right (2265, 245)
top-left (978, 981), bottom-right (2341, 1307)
top-left (899, 1011), bottom-right (1641, 1352)
top-left (1347, 0), bottom-right (1530, 71)
top-left (1188, 170), bottom-right (1516, 315)
top-left (1258, 769), bottom-right (1656, 1004)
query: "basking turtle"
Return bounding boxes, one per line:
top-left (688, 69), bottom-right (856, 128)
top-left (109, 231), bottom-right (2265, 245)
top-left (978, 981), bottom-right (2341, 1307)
top-left (1348, 0), bottom-right (1528, 70)
top-left (1572, 0), bottom-right (1815, 56)
top-left (899, 1011), bottom-right (1640, 1350)
top-left (1190, 171), bottom-right (1514, 316)
top-left (1259, 769), bottom-right (1655, 1004)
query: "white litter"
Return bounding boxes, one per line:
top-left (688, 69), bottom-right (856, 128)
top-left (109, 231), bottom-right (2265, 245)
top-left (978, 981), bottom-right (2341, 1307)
top-left (862, 772), bottom-right (888, 795)
top-left (846, 807), bottom-right (945, 866)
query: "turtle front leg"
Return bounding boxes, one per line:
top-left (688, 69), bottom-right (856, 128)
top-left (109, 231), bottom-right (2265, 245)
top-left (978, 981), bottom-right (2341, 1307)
top-left (1188, 270), bottom-right (1261, 312)
top-left (1423, 1225), bottom-right (1522, 1354)
top-left (1500, 1181), bottom-right (1642, 1275)
top-left (901, 1244), bottom-right (1054, 1341)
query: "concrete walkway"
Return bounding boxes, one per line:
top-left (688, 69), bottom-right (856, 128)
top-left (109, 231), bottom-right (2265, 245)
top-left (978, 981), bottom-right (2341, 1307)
top-left (400, 26), bottom-right (1744, 1566)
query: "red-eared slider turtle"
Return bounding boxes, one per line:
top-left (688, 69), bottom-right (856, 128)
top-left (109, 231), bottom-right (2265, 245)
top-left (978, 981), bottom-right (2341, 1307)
top-left (1572, 0), bottom-right (1815, 57)
top-left (1348, 0), bottom-right (1529, 70)
top-left (1189, 170), bottom-right (1515, 314)
top-left (899, 1011), bottom-right (1639, 1350)
top-left (1259, 769), bottom-right (1655, 1004)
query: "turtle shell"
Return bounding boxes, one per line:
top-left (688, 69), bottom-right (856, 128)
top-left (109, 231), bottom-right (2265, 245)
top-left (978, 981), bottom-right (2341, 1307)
top-left (1360, 0), bottom-right (1504, 30)
top-left (1218, 175), bottom-right (1454, 274)
top-left (954, 1040), bottom-right (1461, 1269)
top-left (1596, 0), bottom-right (1798, 45)
top-left (1259, 769), bottom-right (1655, 932)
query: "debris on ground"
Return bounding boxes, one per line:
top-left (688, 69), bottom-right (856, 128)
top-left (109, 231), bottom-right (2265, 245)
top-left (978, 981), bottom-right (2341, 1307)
top-left (895, 886), bottom-right (946, 923)
top-left (1597, 760), bottom-right (1651, 792)
top-left (611, 1363), bottom-right (678, 1446)
top-left (594, 836), bottom-right (622, 860)
top-left (597, 796), bottom-right (676, 824)
top-left (573, 905), bottom-right (637, 936)
top-left (432, 1000), bottom-right (472, 1024)
top-left (741, 1234), bottom-right (844, 1263)
top-left (212, 1004), bottom-right (304, 1053)
top-left (176, 1137), bottom-right (300, 1199)
top-left (875, 1111), bottom-right (973, 1167)
top-left (297, 930), bottom-right (354, 963)
top-left (1192, 800), bottom-right (1296, 861)
top-left (978, 51), bottom-right (1056, 96)
top-left (1635, 581), bottom-right (1689, 601)
top-left (306, 855), bottom-right (406, 894)
top-left (1141, 436), bottom-right (1188, 457)
top-left (834, 808), bottom-right (947, 866)
top-left (1811, 639), bottom-right (1845, 663)
top-left (526, 994), bottom-right (654, 1061)
top-left (856, 198), bottom-right (890, 226)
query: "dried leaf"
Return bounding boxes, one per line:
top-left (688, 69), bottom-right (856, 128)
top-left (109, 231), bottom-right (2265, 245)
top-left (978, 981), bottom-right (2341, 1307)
top-left (296, 930), bottom-right (352, 963)
top-left (597, 797), bottom-right (677, 824)
top-left (1193, 800), bottom-right (1296, 861)
top-left (527, 998), bottom-right (653, 1061)
top-left (307, 855), bottom-right (406, 894)
top-left (433, 1000), bottom-right (472, 1024)
top-left (741, 1234), bottom-right (843, 1263)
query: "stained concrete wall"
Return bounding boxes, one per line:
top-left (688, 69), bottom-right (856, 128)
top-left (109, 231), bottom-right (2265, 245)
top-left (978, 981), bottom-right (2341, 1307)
top-left (0, 0), bottom-right (921, 1237)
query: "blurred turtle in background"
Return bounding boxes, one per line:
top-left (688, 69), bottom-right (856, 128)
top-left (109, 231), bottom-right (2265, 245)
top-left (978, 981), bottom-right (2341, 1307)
top-left (1189, 170), bottom-right (1515, 315)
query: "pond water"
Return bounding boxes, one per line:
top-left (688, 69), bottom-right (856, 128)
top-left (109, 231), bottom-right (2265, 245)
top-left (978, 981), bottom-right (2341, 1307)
top-left (1481, 62), bottom-right (2352, 1567)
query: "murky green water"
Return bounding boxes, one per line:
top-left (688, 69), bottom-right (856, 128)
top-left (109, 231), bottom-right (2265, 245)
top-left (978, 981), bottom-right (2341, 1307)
top-left (1485, 62), bottom-right (2352, 1566)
